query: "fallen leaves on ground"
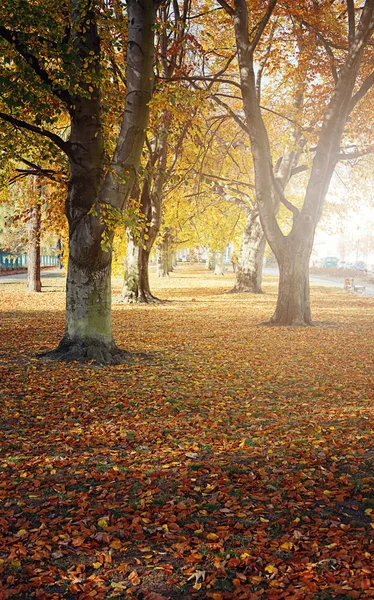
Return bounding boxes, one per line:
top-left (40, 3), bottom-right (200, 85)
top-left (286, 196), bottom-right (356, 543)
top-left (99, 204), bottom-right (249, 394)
top-left (0, 265), bottom-right (374, 599)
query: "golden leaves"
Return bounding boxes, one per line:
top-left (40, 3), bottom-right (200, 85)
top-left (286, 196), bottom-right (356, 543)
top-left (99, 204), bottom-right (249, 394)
top-left (1, 267), bottom-right (374, 598)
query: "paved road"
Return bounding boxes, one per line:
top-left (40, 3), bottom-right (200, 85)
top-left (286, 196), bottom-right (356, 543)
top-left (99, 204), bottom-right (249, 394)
top-left (264, 267), bottom-right (374, 297)
top-left (0, 269), bottom-right (64, 284)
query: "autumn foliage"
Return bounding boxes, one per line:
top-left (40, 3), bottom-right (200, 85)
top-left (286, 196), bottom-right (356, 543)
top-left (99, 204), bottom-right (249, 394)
top-left (1, 265), bottom-right (374, 598)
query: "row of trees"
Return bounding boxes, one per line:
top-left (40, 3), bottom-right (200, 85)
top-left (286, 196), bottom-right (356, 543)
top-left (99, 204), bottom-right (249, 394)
top-left (1, 0), bottom-right (373, 362)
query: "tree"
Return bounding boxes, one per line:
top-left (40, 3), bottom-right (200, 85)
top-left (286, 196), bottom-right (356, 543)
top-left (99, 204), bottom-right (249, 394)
top-left (120, 2), bottom-right (200, 303)
top-left (176, 11), bottom-right (307, 294)
top-left (0, 0), bottom-right (159, 362)
top-left (216, 0), bottom-right (374, 325)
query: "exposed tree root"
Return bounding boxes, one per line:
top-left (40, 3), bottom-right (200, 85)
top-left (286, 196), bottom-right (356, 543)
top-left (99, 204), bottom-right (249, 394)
top-left (115, 292), bottom-right (163, 305)
top-left (259, 318), bottom-right (315, 327)
top-left (225, 286), bottom-right (263, 294)
top-left (139, 293), bottom-right (163, 304)
top-left (38, 338), bottom-right (129, 365)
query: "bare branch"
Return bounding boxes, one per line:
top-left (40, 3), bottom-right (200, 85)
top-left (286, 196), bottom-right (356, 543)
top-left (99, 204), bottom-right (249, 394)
top-left (186, 6), bottom-right (224, 20)
top-left (206, 53), bottom-right (238, 90)
top-left (166, 114), bottom-right (194, 176)
top-left (271, 169), bottom-right (299, 217)
top-left (9, 165), bottom-right (64, 185)
top-left (290, 164), bottom-right (308, 177)
top-left (256, 19), bottom-right (277, 102)
top-left (213, 183), bottom-right (251, 212)
top-left (338, 146), bottom-right (373, 160)
top-left (17, 157), bottom-right (66, 183)
top-left (200, 172), bottom-right (255, 188)
top-left (162, 74), bottom-right (242, 90)
top-left (259, 104), bottom-right (301, 127)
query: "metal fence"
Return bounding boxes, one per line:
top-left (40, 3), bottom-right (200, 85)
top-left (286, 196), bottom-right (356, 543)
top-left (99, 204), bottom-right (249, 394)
top-left (0, 251), bottom-right (59, 270)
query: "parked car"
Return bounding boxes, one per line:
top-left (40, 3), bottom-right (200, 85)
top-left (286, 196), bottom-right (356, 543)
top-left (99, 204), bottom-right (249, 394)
top-left (354, 261), bottom-right (367, 271)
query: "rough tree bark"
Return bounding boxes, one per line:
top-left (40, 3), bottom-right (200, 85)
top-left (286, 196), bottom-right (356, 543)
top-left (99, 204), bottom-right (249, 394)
top-left (230, 209), bottom-right (265, 293)
top-left (272, 234), bottom-right (313, 326)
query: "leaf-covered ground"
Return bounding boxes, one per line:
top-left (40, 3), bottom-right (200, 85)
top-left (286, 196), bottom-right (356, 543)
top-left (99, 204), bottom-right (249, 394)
top-left (1, 265), bottom-right (374, 600)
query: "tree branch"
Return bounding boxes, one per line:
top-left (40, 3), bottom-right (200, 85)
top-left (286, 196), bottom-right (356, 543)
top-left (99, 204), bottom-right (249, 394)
top-left (200, 171), bottom-right (255, 188)
top-left (348, 70), bottom-right (374, 113)
top-left (16, 157), bottom-right (66, 183)
top-left (299, 19), bottom-right (347, 51)
top-left (290, 164), bottom-right (308, 177)
top-left (271, 169), bottom-right (299, 217)
top-left (166, 117), bottom-right (192, 176)
top-left (215, 0), bottom-right (235, 17)
top-left (347, 0), bottom-right (356, 48)
top-left (0, 112), bottom-right (71, 156)
top-left (338, 146), bottom-right (373, 160)
top-left (209, 94), bottom-right (249, 134)
top-left (256, 19), bottom-right (277, 102)
top-left (249, 0), bottom-right (278, 54)
top-left (213, 183), bottom-right (251, 213)
top-left (9, 167), bottom-right (63, 185)
top-left (300, 20), bottom-right (338, 83)
top-left (162, 74), bottom-right (242, 90)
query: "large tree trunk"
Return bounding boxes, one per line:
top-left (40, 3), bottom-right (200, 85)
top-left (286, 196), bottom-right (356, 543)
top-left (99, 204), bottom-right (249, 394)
top-left (62, 243), bottom-right (119, 362)
top-left (45, 139), bottom-right (122, 362)
top-left (270, 241), bottom-right (313, 326)
top-left (229, 209), bottom-right (265, 293)
top-left (49, 183), bottom-right (124, 362)
top-left (27, 201), bottom-right (41, 293)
